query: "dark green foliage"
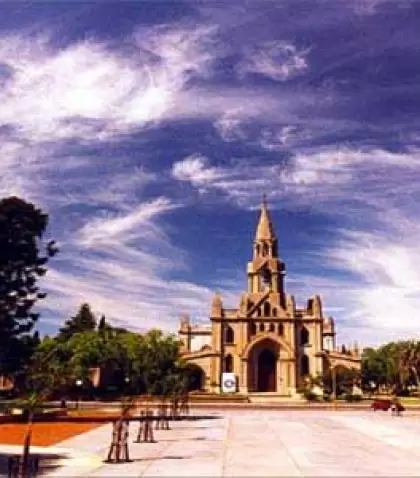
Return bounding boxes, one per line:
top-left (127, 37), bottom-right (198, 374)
top-left (344, 393), bottom-right (363, 402)
top-left (57, 303), bottom-right (97, 341)
top-left (324, 366), bottom-right (360, 396)
top-left (302, 389), bottom-right (322, 402)
top-left (28, 324), bottom-right (185, 400)
top-left (361, 341), bottom-right (420, 394)
top-left (98, 315), bottom-right (107, 331)
top-left (0, 196), bottom-right (58, 377)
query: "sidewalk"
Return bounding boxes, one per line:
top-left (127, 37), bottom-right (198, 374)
top-left (3, 410), bottom-right (420, 476)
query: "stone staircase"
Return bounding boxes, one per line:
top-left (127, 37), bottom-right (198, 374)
top-left (247, 392), bottom-right (305, 404)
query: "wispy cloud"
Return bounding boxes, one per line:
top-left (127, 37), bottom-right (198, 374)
top-left (214, 109), bottom-right (245, 141)
top-left (171, 147), bottom-right (420, 213)
top-left (238, 41), bottom-right (309, 81)
top-left (0, 24), bottom-right (217, 143)
top-left (77, 197), bottom-right (178, 247)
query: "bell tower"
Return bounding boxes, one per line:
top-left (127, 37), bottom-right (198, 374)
top-left (247, 197), bottom-right (286, 307)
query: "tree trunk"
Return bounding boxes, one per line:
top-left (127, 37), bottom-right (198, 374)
top-left (19, 411), bottom-right (34, 478)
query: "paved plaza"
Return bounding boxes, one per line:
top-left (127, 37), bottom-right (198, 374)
top-left (4, 409), bottom-right (420, 476)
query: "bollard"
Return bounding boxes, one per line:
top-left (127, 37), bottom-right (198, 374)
top-left (155, 404), bottom-right (162, 430)
top-left (134, 410), bottom-right (156, 443)
top-left (162, 402), bottom-right (170, 430)
top-left (134, 411), bottom-right (145, 443)
top-left (106, 420), bottom-right (131, 463)
top-left (144, 411), bottom-right (155, 442)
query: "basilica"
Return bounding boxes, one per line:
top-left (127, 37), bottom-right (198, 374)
top-left (178, 200), bottom-right (361, 396)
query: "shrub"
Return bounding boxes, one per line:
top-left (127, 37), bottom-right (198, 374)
top-left (344, 393), bottom-right (363, 402)
top-left (303, 389), bottom-right (322, 402)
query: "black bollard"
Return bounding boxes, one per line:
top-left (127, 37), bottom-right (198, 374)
top-left (134, 411), bottom-right (145, 443)
top-left (105, 420), bottom-right (131, 463)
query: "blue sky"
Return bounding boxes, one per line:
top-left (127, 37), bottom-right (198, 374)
top-left (1, 0), bottom-right (419, 346)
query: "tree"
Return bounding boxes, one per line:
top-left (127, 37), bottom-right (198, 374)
top-left (98, 315), bottom-right (107, 331)
top-left (57, 303), bottom-right (97, 341)
top-left (0, 196), bottom-right (58, 378)
top-left (361, 341), bottom-right (420, 396)
top-left (397, 341), bottom-right (420, 396)
top-left (16, 341), bottom-right (74, 478)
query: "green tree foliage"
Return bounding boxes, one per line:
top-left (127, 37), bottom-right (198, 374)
top-left (0, 196), bottom-right (58, 378)
top-left (323, 366), bottom-right (360, 397)
top-left (362, 340), bottom-right (420, 395)
top-left (57, 303), bottom-right (97, 341)
top-left (21, 336), bottom-right (75, 399)
top-left (98, 315), bottom-right (107, 331)
top-left (30, 322), bottom-right (184, 399)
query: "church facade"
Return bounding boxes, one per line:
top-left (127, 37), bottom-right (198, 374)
top-left (178, 200), bottom-right (361, 396)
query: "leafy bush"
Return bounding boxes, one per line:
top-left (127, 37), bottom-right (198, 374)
top-left (344, 393), bottom-right (363, 402)
top-left (303, 389), bottom-right (323, 402)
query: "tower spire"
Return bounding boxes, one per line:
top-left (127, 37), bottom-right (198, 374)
top-left (255, 195), bottom-right (275, 241)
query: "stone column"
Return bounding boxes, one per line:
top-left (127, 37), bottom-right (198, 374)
top-left (210, 353), bottom-right (221, 393)
top-left (288, 360), bottom-right (297, 396)
top-left (277, 358), bottom-right (282, 393)
top-left (239, 359), bottom-right (248, 394)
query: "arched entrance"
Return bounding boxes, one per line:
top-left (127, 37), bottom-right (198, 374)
top-left (257, 349), bottom-right (277, 392)
top-left (246, 338), bottom-right (280, 392)
top-left (185, 365), bottom-right (205, 391)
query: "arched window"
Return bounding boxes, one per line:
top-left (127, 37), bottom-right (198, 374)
top-left (300, 326), bottom-right (309, 345)
top-left (269, 323), bottom-right (275, 332)
top-left (224, 354), bottom-right (233, 373)
top-left (250, 322), bottom-right (257, 336)
top-left (262, 243), bottom-right (269, 257)
top-left (301, 354), bottom-right (310, 376)
top-left (225, 326), bottom-right (234, 344)
top-left (256, 244), bottom-right (260, 256)
top-left (259, 322), bottom-right (265, 332)
top-left (256, 307), bottom-right (261, 317)
top-left (278, 323), bottom-right (284, 335)
top-left (263, 302), bottom-right (270, 316)
top-left (272, 308), bottom-right (277, 317)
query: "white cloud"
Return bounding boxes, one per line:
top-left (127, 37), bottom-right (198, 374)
top-left (77, 197), bottom-right (179, 247)
top-left (326, 226), bottom-right (420, 339)
top-left (171, 147), bottom-right (420, 212)
top-left (172, 154), bottom-right (221, 192)
top-left (0, 25), bottom-right (216, 143)
top-left (238, 41), bottom-right (309, 81)
top-left (41, 229), bottom-right (241, 333)
top-left (214, 110), bottom-right (245, 141)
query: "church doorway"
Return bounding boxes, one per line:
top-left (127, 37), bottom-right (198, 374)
top-left (247, 338), bottom-right (279, 392)
top-left (257, 349), bottom-right (277, 392)
top-left (185, 365), bottom-right (205, 391)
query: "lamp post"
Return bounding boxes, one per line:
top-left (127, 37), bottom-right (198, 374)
top-left (124, 376), bottom-right (130, 395)
top-left (370, 380), bottom-right (376, 398)
top-left (76, 379), bottom-right (83, 410)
